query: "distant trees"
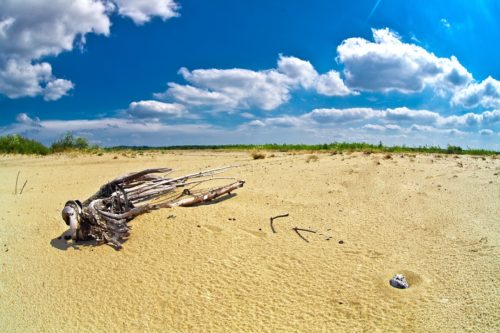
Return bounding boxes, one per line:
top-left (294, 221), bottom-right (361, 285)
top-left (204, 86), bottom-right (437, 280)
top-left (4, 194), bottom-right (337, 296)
top-left (0, 132), bottom-right (98, 154)
top-left (50, 132), bottom-right (90, 152)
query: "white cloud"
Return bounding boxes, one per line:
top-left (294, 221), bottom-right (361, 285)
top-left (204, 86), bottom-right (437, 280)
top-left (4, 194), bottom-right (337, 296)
top-left (362, 124), bottom-right (386, 131)
top-left (160, 66), bottom-right (292, 111)
top-left (383, 107), bottom-right (439, 124)
top-left (0, 0), bottom-right (178, 101)
top-left (479, 129), bottom-right (493, 136)
top-left (43, 79), bottom-right (75, 101)
top-left (439, 109), bottom-right (500, 127)
top-left (247, 120), bottom-right (266, 127)
top-left (156, 55), bottom-right (353, 112)
top-left (337, 28), bottom-right (472, 93)
top-left (113, 0), bottom-right (179, 25)
top-left (276, 55), bottom-right (317, 89)
top-left (15, 113), bottom-right (41, 126)
top-left (440, 18), bottom-right (451, 28)
top-left (363, 123), bottom-right (402, 132)
top-left (157, 82), bottom-right (238, 109)
top-left (0, 0), bottom-right (109, 100)
top-left (3, 113), bottom-right (221, 146)
top-left (306, 107), bottom-right (378, 123)
top-left (452, 76), bottom-right (500, 109)
top-left (315, 70), bottom-right (354, 96)
top-left (4, 108), bottom-right (498, 150)
top-left (126, 100), bottom-right (187, 118)
top-left (304, 107), bottom-right (440, 125)
top-left (243, 107), bottom-right (500, 139)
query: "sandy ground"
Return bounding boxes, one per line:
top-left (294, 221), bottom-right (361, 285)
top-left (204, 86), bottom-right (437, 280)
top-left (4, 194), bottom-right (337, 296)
top-left (0, 150), bottom-right (499, 332)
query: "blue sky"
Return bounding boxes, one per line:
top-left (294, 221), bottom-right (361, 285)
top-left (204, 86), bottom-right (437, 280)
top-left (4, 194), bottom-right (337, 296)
top-left (1, 0), bottom-right (500, 149)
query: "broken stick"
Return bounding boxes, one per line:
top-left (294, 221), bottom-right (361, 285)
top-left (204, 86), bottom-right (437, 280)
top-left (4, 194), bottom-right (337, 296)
top-left (20, 180), bottom-right (28, 195)
top-left (293, 227), bottom-right (316, 243)
top-left (15, 170), bottom-right (20, 195)
top-left (270, 213), bottom-right (289, 233)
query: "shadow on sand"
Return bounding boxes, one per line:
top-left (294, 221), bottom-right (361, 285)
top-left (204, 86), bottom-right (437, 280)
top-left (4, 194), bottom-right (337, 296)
top-left (50, 230), bottom-right (99, 251)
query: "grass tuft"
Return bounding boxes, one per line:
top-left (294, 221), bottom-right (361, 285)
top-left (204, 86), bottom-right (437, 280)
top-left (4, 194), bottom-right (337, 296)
top-left (306, 155), bottom-right (319, 163)
top-left (251, 151), bottom-right (266, 160)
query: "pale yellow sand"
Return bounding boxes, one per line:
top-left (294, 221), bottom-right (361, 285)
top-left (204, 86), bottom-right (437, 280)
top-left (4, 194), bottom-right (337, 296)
top-left (0, 151), bottom-right (499, 332)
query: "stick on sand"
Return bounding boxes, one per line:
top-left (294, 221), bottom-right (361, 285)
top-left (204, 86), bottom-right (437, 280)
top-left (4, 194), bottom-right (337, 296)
top-left (270, 213), bottom-right (289, 233)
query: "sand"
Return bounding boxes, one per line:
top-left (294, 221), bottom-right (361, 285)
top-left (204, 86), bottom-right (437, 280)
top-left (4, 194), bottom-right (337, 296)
top-left (0, 151), bottom-right (499, 332)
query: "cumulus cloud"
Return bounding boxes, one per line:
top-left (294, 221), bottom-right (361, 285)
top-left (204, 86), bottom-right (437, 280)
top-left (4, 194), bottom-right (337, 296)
top-left (0, 0), bottom-right (112, 100)
top-left (276, 55), bottom-right (318, 89)
top-left (479, 129), bottom-right (494, 136)
top-left (337, 28), bottom-right (472, 93)
top-left (243, 107), bottom-right (500, 138)
top-left (126, 100), bottom-right (187, 118)
top-left (452, 76), bottom-right (500, 109)
top-left (3, 113), bottom-right (220, 146)
top-left (0, 0), bottom-right (178, 101)
top-left (155, 55), bottom-right (353, 112)
top-left (16, 113), bottom-right (41, 126)
top-left (306, 107), bottom-right (378, 123)
top-left (158, 66), bottom-right (291, 111)
top-left (315, 70), bottom-right (354, 96)
top-left (439, 109), bottom-right (500, 127)
top-left (304, 107), bottom-right (440, 125)
top-left (113, 0), bottom-right (179, 24)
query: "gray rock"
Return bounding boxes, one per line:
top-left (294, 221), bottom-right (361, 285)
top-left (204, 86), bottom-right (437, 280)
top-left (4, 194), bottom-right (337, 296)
top-left (390, 274), bottom-right (409, 289)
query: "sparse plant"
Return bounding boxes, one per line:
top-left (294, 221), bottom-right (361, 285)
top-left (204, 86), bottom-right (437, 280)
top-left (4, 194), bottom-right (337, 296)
top-left (251, 151), bottom-right (266, 160)
top-left (50, 132), bottom-right (94, 152)
top-left (306, 155), bottom-right (319, 163)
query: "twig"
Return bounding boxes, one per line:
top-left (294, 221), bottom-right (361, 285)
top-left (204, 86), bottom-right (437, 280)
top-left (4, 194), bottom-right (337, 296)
top-left (15, 171), bottom-right (20, 195)
top-left (293, 227), bottom-right (316, 243)
top-left (270, 213), bottom-right (289, 233)
top-left (20, 180), bottom-right (28, 195)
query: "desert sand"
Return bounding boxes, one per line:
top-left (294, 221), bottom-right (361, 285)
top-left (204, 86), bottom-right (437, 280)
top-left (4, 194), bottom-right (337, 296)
top-left (0, 151), bottom-right (499, 332)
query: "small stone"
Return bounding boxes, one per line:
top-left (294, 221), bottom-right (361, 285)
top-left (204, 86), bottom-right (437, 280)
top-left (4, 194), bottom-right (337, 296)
top-left (338, 240), bottom-right (344, 244)
top-left (390, 274), bottom-right (409, 289)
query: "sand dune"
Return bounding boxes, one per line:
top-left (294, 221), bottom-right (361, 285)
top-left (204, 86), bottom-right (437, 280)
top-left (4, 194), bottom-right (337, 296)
top-left (0, 151), bottom-right (499, 332)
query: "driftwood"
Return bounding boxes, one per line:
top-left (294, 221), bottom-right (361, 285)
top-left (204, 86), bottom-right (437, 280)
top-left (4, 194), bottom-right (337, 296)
top-left (61, 166), bottom-right (244, 249)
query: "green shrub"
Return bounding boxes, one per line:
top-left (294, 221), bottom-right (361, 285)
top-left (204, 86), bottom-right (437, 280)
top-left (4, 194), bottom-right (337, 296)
top-left (50, 133), bottom-right (92, 152)
top-left (0, 135), bottom-right (49, 155)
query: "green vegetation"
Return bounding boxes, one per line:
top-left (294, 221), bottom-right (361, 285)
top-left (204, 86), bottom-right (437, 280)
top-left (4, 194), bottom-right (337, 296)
top-left (0, 133), bottom-right (99, 155)
top-left (0, 134), bottom-right (498, 156)
top-left (108, 142), bottom-right (499, 156)
top-left (50, 132), bottom-right (92, 152)
top-left (0, 134), bottom-right (49, 155)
